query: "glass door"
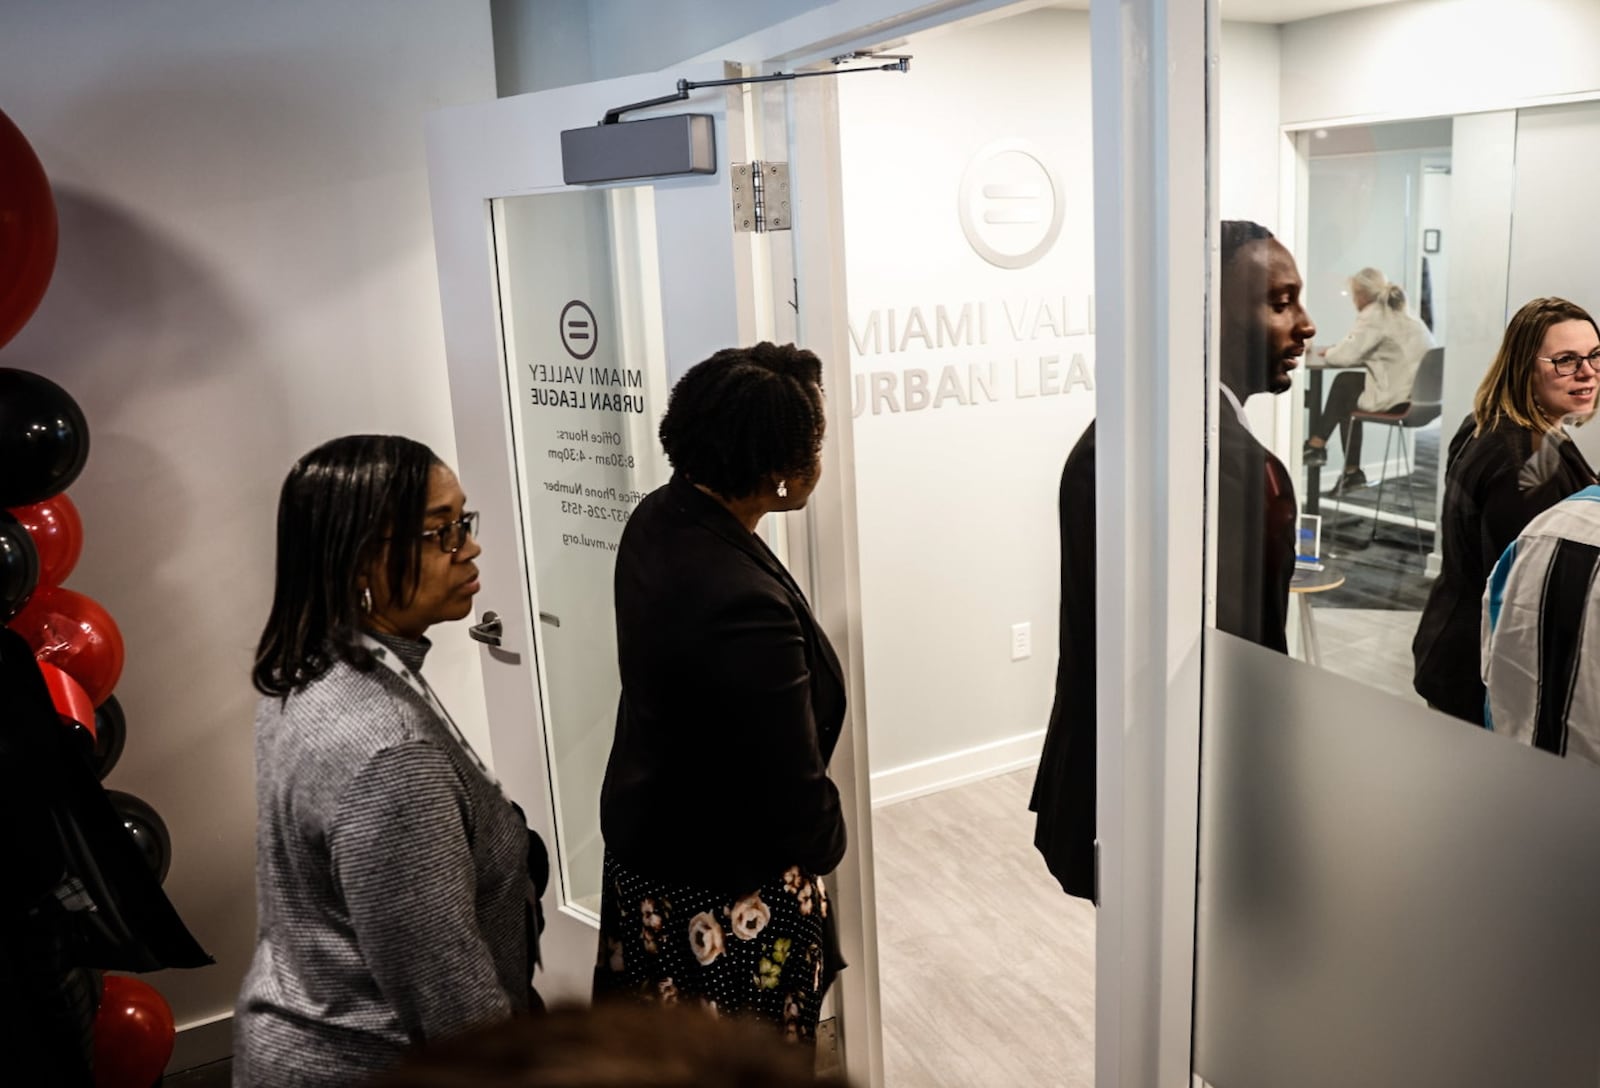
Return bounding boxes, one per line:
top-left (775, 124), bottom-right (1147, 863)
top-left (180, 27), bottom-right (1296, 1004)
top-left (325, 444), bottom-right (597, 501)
top-left (424, 64), bottom-right (758, 1000)
top-left (1194, 4), bottom-right (1600, 1087)
top-left (488, 186), bottom-right (672, 919)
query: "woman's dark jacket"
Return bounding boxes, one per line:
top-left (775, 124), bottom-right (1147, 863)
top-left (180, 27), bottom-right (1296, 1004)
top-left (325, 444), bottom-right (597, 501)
top-left (600, 474), bottom-right (847, 894)
top-left (1414, 414), bottom-right (1597, 724)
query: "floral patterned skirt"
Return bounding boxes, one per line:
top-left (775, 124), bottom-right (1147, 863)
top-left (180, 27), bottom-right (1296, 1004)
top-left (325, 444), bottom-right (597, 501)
top-left (592, 851), bottom-right (839, 1044)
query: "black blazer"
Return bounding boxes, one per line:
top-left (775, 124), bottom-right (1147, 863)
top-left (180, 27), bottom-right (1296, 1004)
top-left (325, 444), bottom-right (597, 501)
top-left (1414, 415), bottom-right (1597, 724)
top-left (1030, 423), bottom-right (1098, 900)
top-left (600, 474), bottom-right (847, 893)
top-left (1215, 407), bottom-right (1296, 654)
top-left (1030, 411), bottom-right (1294, 900)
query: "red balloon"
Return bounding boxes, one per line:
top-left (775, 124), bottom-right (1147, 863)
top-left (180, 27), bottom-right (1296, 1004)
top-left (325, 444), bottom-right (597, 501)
top-left (92, 975), bottom-right (175, 1088)
top-left (7, 584), bottom-right (124, 705)
top-left (0, 108), bottom-right (58, 351)
top-left (39, 658), bottom-right (95, 736)
top-left (8, 492), bottom-right (83, 585)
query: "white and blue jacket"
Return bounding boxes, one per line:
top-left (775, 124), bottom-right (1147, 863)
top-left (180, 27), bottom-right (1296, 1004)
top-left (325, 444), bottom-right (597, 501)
top-left (1483, 484), bottom-right (1600, 765)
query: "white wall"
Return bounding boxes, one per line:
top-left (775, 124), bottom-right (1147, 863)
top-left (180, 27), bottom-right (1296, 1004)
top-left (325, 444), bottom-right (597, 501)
top-left (1219, 20), bottom-right (1289, 444)
top-left (0, 0), bottom-right (496, 1060)
top-left (1219, 21), bottom-right (1284, 230)
top-left (1506, 100), bottom-right (1600, 467)
top-left (1280, 0), bottom-right (1600, 125)
top-left (837, 9), bottom-right (1095, 798)
top-left (492, 0), bottom-right (593, 95)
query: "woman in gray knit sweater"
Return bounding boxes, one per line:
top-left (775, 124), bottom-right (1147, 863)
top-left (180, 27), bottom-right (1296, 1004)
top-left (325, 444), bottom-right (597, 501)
top-left (235, 435), bottom-right (535, 1087)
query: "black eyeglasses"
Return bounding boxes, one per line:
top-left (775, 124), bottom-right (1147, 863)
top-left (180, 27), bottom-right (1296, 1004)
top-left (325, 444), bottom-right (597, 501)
top-left (410, 511), bottom-right (480, 554)
top-left (1536, 349), bottom-right (1600, 376)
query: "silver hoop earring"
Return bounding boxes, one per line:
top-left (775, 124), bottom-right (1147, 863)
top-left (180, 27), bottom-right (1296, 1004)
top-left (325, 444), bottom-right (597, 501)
top-left (776, 480), bottom-right (789, 498)
top-left (361, 586), bottom-right (373, 614)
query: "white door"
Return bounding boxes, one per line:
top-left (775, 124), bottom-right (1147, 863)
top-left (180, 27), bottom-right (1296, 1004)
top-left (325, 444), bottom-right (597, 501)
top-left (423, 66), bottom-right (755, 999)
top-left (422, 65), bottom-right (884, 1081)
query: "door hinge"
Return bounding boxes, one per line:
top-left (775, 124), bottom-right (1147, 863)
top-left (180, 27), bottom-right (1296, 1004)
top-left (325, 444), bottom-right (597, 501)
top-left (1093, 837), bottom-right (1101, 907)
top-left (732, 161), bottom-right (791, 233)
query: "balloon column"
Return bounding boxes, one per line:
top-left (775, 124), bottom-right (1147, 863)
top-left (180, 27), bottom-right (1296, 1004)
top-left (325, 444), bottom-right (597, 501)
top-left (0, 107), bottom-right (177, 1084)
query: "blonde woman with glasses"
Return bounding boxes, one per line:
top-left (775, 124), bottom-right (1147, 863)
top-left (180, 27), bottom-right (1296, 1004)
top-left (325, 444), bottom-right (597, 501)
top-left (1413, 298), bottom-right (1600, 725)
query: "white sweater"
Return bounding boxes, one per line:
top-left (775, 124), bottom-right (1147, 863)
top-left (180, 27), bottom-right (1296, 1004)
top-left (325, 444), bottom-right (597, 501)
top-left (1324, 300), bottom-right (1435, 412)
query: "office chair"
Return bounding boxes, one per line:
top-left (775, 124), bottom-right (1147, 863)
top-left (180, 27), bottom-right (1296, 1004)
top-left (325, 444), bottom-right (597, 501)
top-left (1343, 345), bottom-right (1444, 552)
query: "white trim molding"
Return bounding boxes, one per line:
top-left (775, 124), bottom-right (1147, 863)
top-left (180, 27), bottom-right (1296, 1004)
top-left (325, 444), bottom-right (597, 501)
top-left (167, 1013), bottom-right (233, 1075)
top-left (869, 730), bottom-right (1045, 809)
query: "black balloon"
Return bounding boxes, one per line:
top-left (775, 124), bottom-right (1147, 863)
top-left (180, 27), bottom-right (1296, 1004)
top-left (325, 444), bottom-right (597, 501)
top-left (107, 789), bottom-right (171, 885)
top-left (91, 694), bottom-right (127, 781)
top-left (0, 509), bottom-right (39, 620)
top-left (0, 368), bottom-right (89, 507)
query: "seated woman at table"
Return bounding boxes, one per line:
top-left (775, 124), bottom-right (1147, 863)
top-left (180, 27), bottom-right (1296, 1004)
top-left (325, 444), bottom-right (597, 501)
top-left (1303, 267), bottom-right (1434, 490)
top-left (1413, 297), bottom-right (1600, 726)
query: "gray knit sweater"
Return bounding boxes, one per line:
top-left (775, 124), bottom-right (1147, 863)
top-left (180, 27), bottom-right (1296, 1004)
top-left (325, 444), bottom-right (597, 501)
top-left (233, 633), bottom-right (529, 1088)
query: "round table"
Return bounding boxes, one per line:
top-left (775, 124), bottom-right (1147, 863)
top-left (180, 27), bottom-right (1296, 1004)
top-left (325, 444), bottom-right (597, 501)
top-left (1289, 565), bottom-right (1345, 665)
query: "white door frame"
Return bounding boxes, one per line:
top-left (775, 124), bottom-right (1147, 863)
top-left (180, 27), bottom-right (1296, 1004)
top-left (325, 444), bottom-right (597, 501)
top-left (1087, 0), bottom-right (1211, 1082)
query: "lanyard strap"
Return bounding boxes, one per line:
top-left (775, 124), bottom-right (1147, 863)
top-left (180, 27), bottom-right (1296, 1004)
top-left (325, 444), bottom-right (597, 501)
top-left (357, 633), bottom-right (500, 788)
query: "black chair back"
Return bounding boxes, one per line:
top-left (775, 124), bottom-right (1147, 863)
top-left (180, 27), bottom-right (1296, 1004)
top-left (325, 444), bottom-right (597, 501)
top-left (1402, 346), bottom-right (1445, 428)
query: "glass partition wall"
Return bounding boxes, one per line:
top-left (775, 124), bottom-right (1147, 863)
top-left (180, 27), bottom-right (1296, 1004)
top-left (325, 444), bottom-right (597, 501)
top-left (1193, 2), bottom-right (1600, 1086)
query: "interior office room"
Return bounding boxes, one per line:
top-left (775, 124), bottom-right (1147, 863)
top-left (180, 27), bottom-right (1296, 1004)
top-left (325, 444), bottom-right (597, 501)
top-left (5, 1), bottom-right (1600, 1086)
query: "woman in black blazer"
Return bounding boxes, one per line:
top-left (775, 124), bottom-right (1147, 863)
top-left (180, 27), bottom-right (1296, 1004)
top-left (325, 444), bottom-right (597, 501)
top-left (594, 343), bottom-right (845, 1045)
top-left (1414, 297), bottom-right (1600, 724)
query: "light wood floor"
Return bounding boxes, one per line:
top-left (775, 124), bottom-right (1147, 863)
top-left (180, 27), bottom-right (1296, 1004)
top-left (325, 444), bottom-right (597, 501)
top-left (864, 609), bottom-right (1413, 1087)
top-left (1306, 605), bottom-right (1426, 706)
top-left (871, 768), bottom-right (1095, 1087)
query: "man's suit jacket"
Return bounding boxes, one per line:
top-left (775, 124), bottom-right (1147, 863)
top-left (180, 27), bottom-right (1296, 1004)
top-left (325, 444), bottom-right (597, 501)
top-left (600, 474), bottom-right (847, 894)
top-left (1030, 408), bottom-right (1294, 900)
top-left (1216, 407), bottom-right (1296, 653)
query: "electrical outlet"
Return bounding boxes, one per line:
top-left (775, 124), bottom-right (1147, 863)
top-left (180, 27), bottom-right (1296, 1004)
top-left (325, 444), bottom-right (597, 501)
top-left (1011, 622), bottom-right (1032, 661)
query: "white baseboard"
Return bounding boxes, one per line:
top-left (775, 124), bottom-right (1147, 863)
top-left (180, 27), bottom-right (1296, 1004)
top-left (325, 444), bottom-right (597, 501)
top-left (168, 1012), bottom-right (232, 1074)
top-left (870, 729), bottom-right (1045, 808)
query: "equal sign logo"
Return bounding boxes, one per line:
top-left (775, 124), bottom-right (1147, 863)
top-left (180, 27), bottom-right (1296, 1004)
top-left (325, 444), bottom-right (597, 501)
top-left (559, 300), bottom-right (598, 361)
top-left (957, 140), bottom-right (1066, 270)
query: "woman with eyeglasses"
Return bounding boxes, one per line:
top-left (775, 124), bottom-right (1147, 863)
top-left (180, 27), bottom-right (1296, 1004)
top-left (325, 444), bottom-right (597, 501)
top-left (236, 435), bottom-right (540, 1087)
top-left (1413, 298), bottom-right (1600, 725)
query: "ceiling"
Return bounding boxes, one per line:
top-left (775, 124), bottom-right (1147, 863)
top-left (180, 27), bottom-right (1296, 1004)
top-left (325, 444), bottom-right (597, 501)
top-left (1048, 0), bottom-right (1404, 24)
top-left (1218, 0), bottom-right (1402, 23)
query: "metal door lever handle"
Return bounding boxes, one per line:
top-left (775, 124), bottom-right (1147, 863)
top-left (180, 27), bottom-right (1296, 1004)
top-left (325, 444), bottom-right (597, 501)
top-left (469, 611), bottom-right (503, 647)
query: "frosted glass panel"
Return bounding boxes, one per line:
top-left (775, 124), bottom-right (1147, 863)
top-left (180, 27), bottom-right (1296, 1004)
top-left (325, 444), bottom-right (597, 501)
top-left (492, 188), bottom-right (671, 915)
top-left (1195, 631), bottom-right (1600, 1088)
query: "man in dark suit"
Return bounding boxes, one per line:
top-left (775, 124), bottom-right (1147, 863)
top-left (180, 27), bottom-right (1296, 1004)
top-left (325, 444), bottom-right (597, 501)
top-left (1030, 221), bottom-right (1316, 900)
